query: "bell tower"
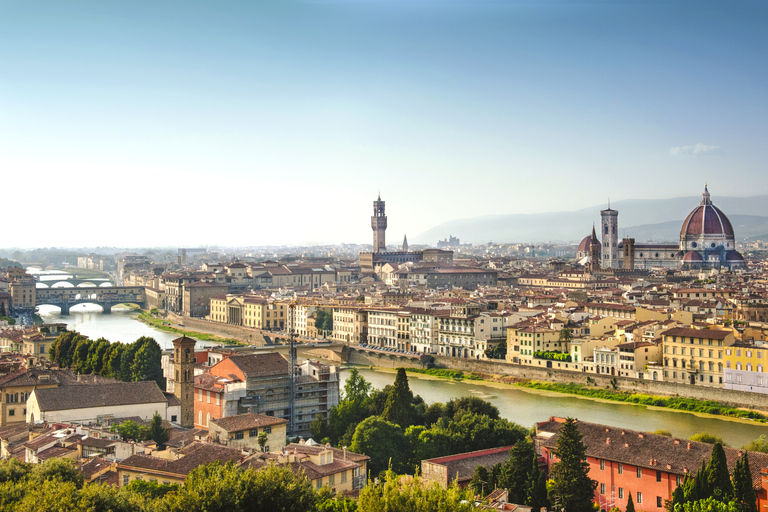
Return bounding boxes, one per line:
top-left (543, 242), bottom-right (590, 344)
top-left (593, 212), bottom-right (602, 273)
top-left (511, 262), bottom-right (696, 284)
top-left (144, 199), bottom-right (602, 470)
top-left (172, 335), bottom-right (196, 428)
top-left (600, 205), bottom-right (619, 269)
top-left (371, 193), bottom-right (387, 254)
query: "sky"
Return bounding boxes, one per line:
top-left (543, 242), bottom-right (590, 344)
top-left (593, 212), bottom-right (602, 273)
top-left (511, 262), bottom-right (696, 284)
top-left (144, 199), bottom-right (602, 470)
top-left (1, 0), bottom-right (767, 248)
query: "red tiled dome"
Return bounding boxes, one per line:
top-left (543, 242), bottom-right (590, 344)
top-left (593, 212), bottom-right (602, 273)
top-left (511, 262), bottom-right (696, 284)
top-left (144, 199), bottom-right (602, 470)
top-left (726, 250), bottom-right (744, 261)
top-left (680, 186), bottom-right (734, 239)
top-left (577, 235), bottom-right (592, 252)
top-left (682, 250), bottom-right (703, 262)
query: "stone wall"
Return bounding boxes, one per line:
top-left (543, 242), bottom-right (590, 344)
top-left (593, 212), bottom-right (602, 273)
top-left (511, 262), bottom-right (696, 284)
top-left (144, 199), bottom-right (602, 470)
top-left (432, 355), bottom-right (768, 411)
top-left (165, 312), bottom-right (268, 346)
top-left (346, 348), bottom-right (427, 369)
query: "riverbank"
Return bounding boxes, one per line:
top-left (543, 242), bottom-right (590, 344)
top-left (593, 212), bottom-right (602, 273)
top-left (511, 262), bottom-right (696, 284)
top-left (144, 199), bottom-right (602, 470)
top-left (137, 312), bottom-right (244, 346)
top-left (396, 367), bottom-right (768, 424)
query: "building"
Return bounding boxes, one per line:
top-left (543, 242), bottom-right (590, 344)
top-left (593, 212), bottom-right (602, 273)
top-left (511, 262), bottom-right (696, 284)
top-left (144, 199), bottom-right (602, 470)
top-left (208, 295), bottom-right (287, 330)
top-left (182, 282), bottom-right (229, 317)
top-left (601, 207), bottom-right (619, 269)
top-left (536, 417), bottom-right (768, 512)
top-left (332, 307), bottom-right (368, 344)
top-left (723, 341), bottom-right (768, 393)
top-left (173, 336), bottom-right (196, 428)
top-left (26, 381), bottom-right (180, 425)
top-left (207, 413), bottom-right (288, 452)
top-left (421, 446), bottom-right (513, 489)
top-left (661, 327), bottom-right (734, 386)
top-left (372, 193), bottom-right (387, 253)
top-left (0, 369), bottom-right (59, 427)
top-left (195, 353), bottom-right (339, 436)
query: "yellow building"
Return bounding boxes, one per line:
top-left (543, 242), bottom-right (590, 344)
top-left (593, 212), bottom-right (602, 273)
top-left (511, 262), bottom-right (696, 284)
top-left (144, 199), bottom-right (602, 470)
top-left (723, 341), bottom-right (768, 393)
top-left (0, 369), bottom-right (59, 427)
top-left (661, 327), bottom-right (735, 386)
top-left (506, 325), bottom-right (564, 366)
top-left (208, 295), bottom-right (287, 330)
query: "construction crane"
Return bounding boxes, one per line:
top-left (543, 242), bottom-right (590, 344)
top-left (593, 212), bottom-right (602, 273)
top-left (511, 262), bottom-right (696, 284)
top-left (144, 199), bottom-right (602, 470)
top-left (288, 299), bottom-right (297, 437)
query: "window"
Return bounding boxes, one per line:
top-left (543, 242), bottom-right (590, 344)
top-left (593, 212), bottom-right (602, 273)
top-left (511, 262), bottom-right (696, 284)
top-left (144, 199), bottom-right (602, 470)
top-left (676, 476), bottom-right (682, 486)
top-left (329, 474), bottom-right (335, 485)
top-left (8, 409), bottom-right (14, 416)
top-left (171, 415), bottom-right (177, 423)
top-left (264, 426), bottom-right (272, 434)
top-left (600, 460), bottom-right (605, 470)
top-left (341, 471), bottom-right (347, 483)
top-left (618, 488), bottom-right (624, 499)
top-left (658, 497), bottom-right (663, 508)
top-left (656, 470), bottom-right (662, 482)
top-left (618, 463), bottom-right (623, 474)
top-left (600, 483), bottom-right (606, 495)
top-left (123, 475), bottom-right (130, 486)
top-left (249, 429), bottom-right (258, 438)
top-left (637, 467), bottom-right (642, 478)
top-left (637, 492), bottom-right (643, 504)
top-left (235, 431), bottom-right (244, 440)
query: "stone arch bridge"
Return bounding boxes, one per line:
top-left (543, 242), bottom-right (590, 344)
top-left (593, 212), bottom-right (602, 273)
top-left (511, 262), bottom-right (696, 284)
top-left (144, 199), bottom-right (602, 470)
top-left (35, 286), bottom-right (146, 315)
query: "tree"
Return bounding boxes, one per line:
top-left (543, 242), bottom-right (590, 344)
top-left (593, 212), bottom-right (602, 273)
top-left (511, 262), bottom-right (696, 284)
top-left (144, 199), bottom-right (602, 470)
top-left (444, 396), bottom-right (500, 421)
top-left (149, 412), bottom-right (169, 449)
top-left (528, 463), bottom-right (549, 512)
top-left (706, 442), bottom-right (733, 502)
top-left (258, 432), bottom-right (268, 452)
top-left (343, 368), bottom-right (372, 403)
top-left (381, 368), bottom-right (417, 428)
top-left (130, 337), bottom-right (164, 387)
top-left (742, 435), bottom-right (768, 453)
top-left (502, 438), bottom-right (535, 504)
top-left (626, 492), bottom-right (635, 512)
top-left (732, 453), bottom-right (757, 512)
top-left (691, 433), bottom-right (726, 445)
top-left (111, 420), bottom-right (148, 442)
top-left (350, 416), bottom-right (408, 476)
top-left (470, 465), bottom-right (489, 497)
top-left (559, 327), bottom-right (574, 343)
top-left (0, 302), bottom-right (6, 317)
top-left (358, 471), bottom-right (476, 512)
top-left (547, 418), bottom-right (597, 512)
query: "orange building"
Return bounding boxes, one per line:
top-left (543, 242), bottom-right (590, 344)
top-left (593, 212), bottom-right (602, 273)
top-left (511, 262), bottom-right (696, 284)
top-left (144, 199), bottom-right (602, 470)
top-left (536, 417), bottom-right (768, 512)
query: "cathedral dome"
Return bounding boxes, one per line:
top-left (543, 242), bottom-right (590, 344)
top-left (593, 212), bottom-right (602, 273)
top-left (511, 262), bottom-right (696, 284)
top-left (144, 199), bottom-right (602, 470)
top-left (682, 250), bottom-right (703, 262)
top-left (726, 250), bottom-right (744, 262)
top-left (680, 186), bottom-right (734, 239)
top-left (577, 235), bottom-right (592, 253)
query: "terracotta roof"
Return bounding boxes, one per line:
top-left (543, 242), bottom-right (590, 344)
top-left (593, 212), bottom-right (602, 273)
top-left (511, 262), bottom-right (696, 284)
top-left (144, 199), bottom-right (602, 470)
top-left (209, 413), bottom-right (287, 432)
top-left (79, 457), bottom-right (114, 479)
top-left (224, 353), bottom-right (290, 378)
top-left (537, 418), bottom-right (768, 490)
top-left (119, 442), bottom-right (242, 477)
top-left (661, 327), bottom-right (731, 340)
top-left (423, 446), bottom-right (513, 484)
top-left (33, 381), bottom-right (168, 412)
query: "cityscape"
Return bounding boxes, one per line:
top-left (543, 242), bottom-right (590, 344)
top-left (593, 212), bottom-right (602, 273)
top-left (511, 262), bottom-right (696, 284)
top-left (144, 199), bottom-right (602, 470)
top-left (2, 1), bottom-right (768, 511)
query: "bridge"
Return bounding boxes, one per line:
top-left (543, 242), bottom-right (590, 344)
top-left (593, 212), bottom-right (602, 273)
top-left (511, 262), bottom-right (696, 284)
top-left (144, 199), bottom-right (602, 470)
top-left (35, 286), bottom-right (146, 315)
top-left (35, 278), bottom-right (113, 288)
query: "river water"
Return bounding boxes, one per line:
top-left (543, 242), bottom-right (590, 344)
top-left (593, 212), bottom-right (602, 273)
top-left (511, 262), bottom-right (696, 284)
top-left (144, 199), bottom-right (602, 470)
top-left (35, 306), bottom-right (768, 448)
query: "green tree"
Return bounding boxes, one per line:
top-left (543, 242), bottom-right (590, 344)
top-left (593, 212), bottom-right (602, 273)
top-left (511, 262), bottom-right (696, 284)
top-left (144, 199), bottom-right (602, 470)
top-left (654, 429), bottom-right (673, 437)
top-left (547, 418), bottom-right (597, 512)
top-left (706, 442), bottom-right (733, 502)
top-left (732, 453), bottom-right (757, 512)
top-left (626, 492), bottom-right (636, 512)
top-left (559, 327), bottom-right (574, 343)
top-left (470, 465), bottom-right (489, 497)
top-left (358, 471), bottom-right (476, 512)
top-left (502, 438), bottom-right (535, 504)
top-left (674, 497), bottom-right (740, 512)
top-left (130, 337), bottom-right (164, 387)
top-left (350, 416), bottom-right (408, 476)
top-left (111, 420), bottom-right (148, 442)
top-left (0, 302), bottom-right (6, 316)
top-left (0, 458), bottom-right (30, 483)
top-left (690, 433), bottom-right (726, 445)
top-left (444, 396), bottom-right (500, 421)
top-left (742, 435), bottom-right (768, 453)
top-left (343, 368), bottom-right (372, 403)
top-left (528, 463), bottom-right (549, 512)
top-left (381, 368), bottom-right (417, 428)
top-left (149, 412), bottom-right (169, 449)
top-left (258, 432), bottom-right (268, 452)
top-left (105, 343), bottom-right (126, 379)
top-left (126, 478), bottom-right (178, 500)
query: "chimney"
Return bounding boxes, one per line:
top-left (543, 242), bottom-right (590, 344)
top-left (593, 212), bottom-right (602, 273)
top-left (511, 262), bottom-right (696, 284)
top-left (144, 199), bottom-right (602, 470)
top-left (687, 442), bottom-right (692, 450)
top-left (606, 438), bottom-right (611, 445)
top-left (638, 433), bottom-right (644, 438)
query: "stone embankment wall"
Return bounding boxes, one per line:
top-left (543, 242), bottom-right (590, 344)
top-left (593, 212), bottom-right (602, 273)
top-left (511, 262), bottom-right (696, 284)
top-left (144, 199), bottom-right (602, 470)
top-left (432, 355), bottom-right (768, 410)
top-left (164, 312), bottom-right (268, 346)
top-left (346, 348), bottom-right (427, 369)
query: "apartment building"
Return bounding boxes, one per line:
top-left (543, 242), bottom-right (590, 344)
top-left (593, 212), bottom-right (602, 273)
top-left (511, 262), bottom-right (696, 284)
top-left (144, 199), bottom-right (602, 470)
top-left (661, 327), bottom-right (734, 386)
top-left (332, 307), bottom-right (367, 344)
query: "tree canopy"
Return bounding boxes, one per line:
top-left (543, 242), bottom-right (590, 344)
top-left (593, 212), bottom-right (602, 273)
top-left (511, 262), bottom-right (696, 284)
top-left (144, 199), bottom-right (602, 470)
top-left (547, 418), bottom-right (597, 512)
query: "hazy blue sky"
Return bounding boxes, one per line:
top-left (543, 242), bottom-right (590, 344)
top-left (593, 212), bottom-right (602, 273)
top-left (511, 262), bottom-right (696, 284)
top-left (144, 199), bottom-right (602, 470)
top-left (1, 0), bottom-right (766, 248)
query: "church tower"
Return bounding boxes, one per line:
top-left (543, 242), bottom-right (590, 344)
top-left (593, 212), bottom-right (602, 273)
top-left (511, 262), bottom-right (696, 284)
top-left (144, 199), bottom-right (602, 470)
top-left (371, 193), bottom-right (387, 253)
top-left (587, 225), bottom-right (601, 274)
top-left (402, 234), bottom-right (408, 252)
top-left (600, 205), bottom-right (619, 269)
top-left (172, 335), bottom-right (196, 428)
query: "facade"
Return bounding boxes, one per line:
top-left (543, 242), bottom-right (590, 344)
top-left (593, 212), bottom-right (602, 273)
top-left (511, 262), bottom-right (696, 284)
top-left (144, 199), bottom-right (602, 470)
top-left (0, 369), bottom-right (58, 427)
top-left (661, 327), bottom-right (734, 386)
top-left (366, 309), bottom-right (399, 348)
top-left (409, 310), bottom-right (442, 354)
top-left (207, 413), bottom-right (287, 452)
top-left (332, 307), bottom-right (368, 344)
top-left (182, 282), bottom-right (229, 317)
top-left (723, 341), bottom-right (768, 393)
top-left (209, 295), bottom-right (287, 330)
top-left (536, 417), bottom-right (768, 512)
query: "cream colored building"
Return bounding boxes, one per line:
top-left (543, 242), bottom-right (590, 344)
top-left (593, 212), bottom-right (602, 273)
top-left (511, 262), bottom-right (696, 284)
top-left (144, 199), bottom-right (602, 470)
top-left (332, 307), bottom-right (368, 344)
top-left (207, 413), bottom-right (287, 452)
top-left (662, 327), bottom-right (734, 386)
top-left (209, 295), bottom-right (287, 330)
top-left (367, 309), bottom-right (399, 348)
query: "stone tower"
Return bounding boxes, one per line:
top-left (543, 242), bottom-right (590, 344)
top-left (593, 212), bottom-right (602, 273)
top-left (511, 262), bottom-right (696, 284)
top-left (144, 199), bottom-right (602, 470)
top-left (172, 335), bottom-right (196, 428)
top-left (587, 225), bottom-right (601, 274)
top-left (622, 238), bottom-right (635, 270)
top-left (402, 234), bottom-right (408, 252)
top-left (371, 193), bottom-right (387, 253)
top-left (600, 206), bottom-right (619, 269)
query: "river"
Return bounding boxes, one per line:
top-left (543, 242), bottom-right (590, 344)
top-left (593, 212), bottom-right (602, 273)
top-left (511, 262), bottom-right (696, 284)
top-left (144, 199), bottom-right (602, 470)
top-left (36, 306), bottom-right (768, 448)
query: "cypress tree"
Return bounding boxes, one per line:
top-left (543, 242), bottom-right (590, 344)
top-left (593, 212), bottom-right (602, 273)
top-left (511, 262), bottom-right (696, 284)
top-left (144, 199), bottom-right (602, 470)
top-left (733, 453), bottom-right (757, 512)
top-left (625, 492), bottom-right (635, 512)
top-left (381, 368), bottom-right (416, 428)
top-left (470, 465), bottom-right (489, 496)
top-left (504, 438), bottom-right (535, 504)
top-left (528, 460), bottom-right (549, 512)
top-left (706, 442), bottom-right (734, 502)
top-left (547, 418), bottom-right (597, 512)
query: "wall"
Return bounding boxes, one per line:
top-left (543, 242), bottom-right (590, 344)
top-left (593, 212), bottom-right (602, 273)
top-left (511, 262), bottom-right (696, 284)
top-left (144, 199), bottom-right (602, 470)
top-left (346, 348), bottom-right (427, 369)
top-left (166, 312), bottom-right (267, 346)
top-left (432, 355), bottom-right (768, 410)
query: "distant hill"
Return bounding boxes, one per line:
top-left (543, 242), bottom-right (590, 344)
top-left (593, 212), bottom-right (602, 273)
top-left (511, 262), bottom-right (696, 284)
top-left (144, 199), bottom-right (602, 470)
top-left (416, 195), bottom-right (768, 244)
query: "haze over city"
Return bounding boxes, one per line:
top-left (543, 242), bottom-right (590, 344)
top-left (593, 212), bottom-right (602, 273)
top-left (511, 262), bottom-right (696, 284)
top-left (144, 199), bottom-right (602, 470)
top-left (2, 0), bottom-right (767, 248)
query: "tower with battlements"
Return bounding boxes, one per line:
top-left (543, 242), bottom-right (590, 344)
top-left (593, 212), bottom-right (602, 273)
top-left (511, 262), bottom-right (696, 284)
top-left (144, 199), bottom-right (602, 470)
top-left (372, 194), bottom-right (387, 253)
